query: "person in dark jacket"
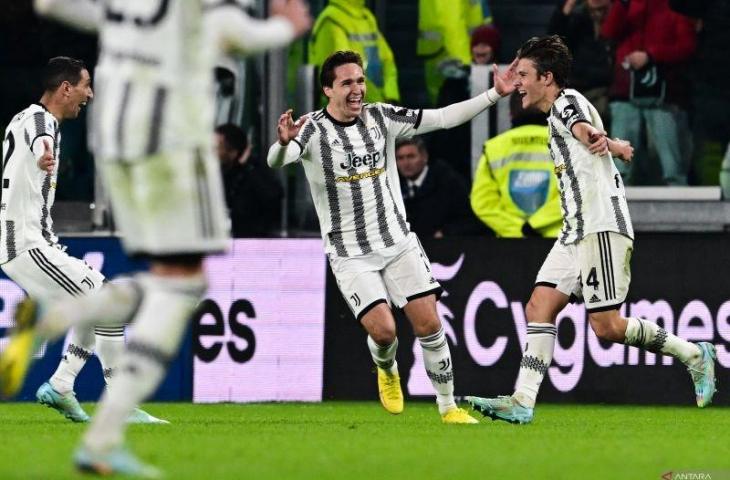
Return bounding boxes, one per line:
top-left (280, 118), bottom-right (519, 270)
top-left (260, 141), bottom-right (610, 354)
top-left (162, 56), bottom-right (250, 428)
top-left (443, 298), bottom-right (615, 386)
top-left (548, 0), bottom-right (613, 121)
top-left (215, 123), bottom-right (283, 237)
top-left (601, 0), bottom-right (696, 185)
top-left (396, 136), bottom-right (483, 238)
top-left (669, 0), bottom-right (730, 186)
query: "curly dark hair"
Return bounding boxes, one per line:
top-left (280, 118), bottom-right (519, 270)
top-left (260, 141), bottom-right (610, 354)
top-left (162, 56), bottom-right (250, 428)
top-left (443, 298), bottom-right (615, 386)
top-left (516, 35), bottom-right (572, 88)
top-left (319, 50), bottom-right (364, 89)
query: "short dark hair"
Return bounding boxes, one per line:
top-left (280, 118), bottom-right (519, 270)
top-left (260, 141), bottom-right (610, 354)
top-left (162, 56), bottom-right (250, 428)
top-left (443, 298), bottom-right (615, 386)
top-left (395, 136), bottom-right (427, 154)
top-left (215, 123), bottom-right (248, 156)
top-left (42, 56), bottom-right (87, 92)
top-left (319, 51), bottom-right (363, 89)
top-left (516, 35), bottom-right (572, 88)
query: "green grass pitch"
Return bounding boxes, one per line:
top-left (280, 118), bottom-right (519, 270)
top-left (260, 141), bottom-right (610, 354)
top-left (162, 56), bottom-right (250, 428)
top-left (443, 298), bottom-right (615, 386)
top-left (0, 401), bottom-right (728, 479)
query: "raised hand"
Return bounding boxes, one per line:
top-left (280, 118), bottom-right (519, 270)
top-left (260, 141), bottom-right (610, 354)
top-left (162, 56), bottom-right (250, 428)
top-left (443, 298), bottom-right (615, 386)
top-left (277, 109), bottom-right (308, 146)
top-left (37, 138), bottom-right (55, 173)
top-left (493, 58), bottom-right (518, 97)
top-left (270, 0), bottom-right (312, 38)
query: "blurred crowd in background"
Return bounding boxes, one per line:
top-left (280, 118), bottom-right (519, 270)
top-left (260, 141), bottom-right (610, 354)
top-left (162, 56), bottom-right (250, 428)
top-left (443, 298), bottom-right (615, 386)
top-left (1, 0), bottom-right (728, 239)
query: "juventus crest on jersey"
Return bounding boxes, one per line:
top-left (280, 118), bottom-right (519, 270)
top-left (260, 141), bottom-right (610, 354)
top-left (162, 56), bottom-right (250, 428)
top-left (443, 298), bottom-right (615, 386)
top-left (0, 104), bottom-right (60, 264)
top-left (547, 89), bottom-right (634, 245)
top-left (291, 103), bottom-right (424, 257)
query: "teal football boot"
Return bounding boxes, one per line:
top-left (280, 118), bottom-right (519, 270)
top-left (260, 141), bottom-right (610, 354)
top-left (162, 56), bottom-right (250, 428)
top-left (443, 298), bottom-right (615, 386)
top-left (127, 407), bottom-right (170, 424)
top-left (689, 342), bottom-right (717, 407)
top-left (36, 382), bottom-right (90, 422)
top-left (466, 395), bottom-right (534, 424)
top-left (74, 445), bottom-right (162, 478)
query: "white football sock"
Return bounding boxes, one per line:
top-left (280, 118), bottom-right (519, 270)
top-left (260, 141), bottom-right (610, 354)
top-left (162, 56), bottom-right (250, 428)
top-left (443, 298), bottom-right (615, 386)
top-left (49, 325), bottom-right (95, 395)
top-left (367, 336), bottom-right (398, 375)
top-left (94, 326), bottom-right (126, 385)
top-left (624, 317), bottom-right (702, 367)
top-left (418, 326), bottom-right (456, 415)
top-left (83, 272), bottom-right (205, 453)
top-left (37, 277), bottom-right (142, 342)
top-left (513, 323), bottom-right (556, 408)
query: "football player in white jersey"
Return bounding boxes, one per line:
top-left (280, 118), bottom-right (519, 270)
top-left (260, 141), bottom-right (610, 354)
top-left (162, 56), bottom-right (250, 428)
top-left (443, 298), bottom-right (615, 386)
top-left (0, 56), bottom-right (165, 425)
top-left (0, 0), bottom-right (311, 476)
top-left (268, 50), bottom-right (515, 424)
top-left (467, 36), bottom-right (717, 424)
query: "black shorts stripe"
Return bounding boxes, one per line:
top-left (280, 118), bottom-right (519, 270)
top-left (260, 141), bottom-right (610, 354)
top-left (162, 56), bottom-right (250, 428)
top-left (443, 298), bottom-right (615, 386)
top-left (28, 248), bottom-right (83, 296)
top-left (194, 149), bottom-right (215, 239)
top-left (356, 298), bottom-right (387, 323)
top-left (405, 286), bottom-right (443, 303)
top-left (587, 301), bottom-right (623, 313)
top-left (116, 81), bottom-right (132, 159)
top-left (31, 248), bottom-right (85, 296)
top-left (145, 86), bottom-right (167, 155)
top-left (605, 234), bottom-right (616, 299)
top-left (600, 233), bottom-right (615, 299)
top-left (598, 232), bottom-right (610, 300)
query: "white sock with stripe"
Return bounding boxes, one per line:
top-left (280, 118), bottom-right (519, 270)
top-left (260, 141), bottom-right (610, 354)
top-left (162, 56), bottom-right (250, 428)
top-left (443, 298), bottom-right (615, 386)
top-left (49, 326), bottom-right (95, 395)
top-left (94, 326), bottom-right (126, 386)
top-left (83, 272), bottom-right (206, 453)
top-left (513, 323), bottom-right (556, 408)
top-left (418, 326), bottom-right (456, 415)
top-left (624, 317), bottom-right (702, 367)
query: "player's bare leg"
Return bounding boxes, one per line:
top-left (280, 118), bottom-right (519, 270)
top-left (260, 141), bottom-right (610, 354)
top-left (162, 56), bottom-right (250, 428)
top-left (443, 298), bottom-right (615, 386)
top-left (590, 309), bottom-right (717, 407)
top-left (468, 286), bottom-right (568, 424)
top-left (361, 303), bottom-right (403, 414)
top-left (404, 294), bottom-right (477, 424)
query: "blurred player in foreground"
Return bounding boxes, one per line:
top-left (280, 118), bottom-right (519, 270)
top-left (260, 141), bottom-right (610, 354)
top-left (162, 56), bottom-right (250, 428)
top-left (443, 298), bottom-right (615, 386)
top-left (0, 0), bottom-right (311, 476)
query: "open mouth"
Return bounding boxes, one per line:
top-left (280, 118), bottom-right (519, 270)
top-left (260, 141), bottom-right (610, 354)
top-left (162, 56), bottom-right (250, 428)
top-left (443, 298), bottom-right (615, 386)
top-left (346, 96), bottom-right (362, 108)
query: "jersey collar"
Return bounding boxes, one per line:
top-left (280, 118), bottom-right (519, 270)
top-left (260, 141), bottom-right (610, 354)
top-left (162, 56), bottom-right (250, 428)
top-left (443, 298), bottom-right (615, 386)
top-left (323, 106), bottom-right (358, 127)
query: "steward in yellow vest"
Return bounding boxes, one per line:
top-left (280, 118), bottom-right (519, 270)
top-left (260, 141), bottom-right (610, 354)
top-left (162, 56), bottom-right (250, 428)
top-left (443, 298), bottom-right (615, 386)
top-left (417, 0), bottom-right (490, 104)
top-left (471, 94), bottom-right (562, 238)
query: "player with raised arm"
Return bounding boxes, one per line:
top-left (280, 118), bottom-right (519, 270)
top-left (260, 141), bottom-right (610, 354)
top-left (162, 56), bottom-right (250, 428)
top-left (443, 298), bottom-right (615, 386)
top-left (268, 50), bottom-right (515, 423)
top-left (0, 0), bottom-right (311, 476)
top-left (466, 35), bottom-right (717, 424)
top-left (0, 56), bottom-right (165, 425)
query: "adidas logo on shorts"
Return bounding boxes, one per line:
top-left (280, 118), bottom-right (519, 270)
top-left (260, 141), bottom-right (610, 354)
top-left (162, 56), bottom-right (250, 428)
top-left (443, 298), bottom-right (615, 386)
top-left (589, 294), bottom-right (601, 303)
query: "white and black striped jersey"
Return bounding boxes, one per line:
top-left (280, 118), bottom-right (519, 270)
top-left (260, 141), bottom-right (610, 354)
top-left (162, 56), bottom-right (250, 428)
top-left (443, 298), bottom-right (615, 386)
top-left (267, 91), bottom-right (500, 257)
top-left (280, 104), bottom-right (425, 257)
top-left (0, 104), bottom-right (60, 264)
top-left (548, 89), bottom-right (634, 245)
top-left (36, 0), bottom-right (296, 161)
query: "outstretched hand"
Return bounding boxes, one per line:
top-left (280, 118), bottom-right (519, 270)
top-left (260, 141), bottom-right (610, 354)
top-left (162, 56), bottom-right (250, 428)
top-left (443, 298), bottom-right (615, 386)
top-left (493, 58), bottom-right (518, 97)
top-left (37, 138), bottom-right (55, 174)
top-left (277, 109), bottom-right (308, 146)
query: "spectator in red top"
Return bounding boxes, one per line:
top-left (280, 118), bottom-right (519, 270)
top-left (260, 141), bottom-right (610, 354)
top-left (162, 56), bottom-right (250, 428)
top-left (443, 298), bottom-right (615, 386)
top-left (601, 0), bottom-right (696, 185)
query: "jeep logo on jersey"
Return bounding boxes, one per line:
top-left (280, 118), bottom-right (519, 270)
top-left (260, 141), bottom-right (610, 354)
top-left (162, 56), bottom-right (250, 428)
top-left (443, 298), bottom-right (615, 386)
top-left (340, 151), bottom-right (381, 170)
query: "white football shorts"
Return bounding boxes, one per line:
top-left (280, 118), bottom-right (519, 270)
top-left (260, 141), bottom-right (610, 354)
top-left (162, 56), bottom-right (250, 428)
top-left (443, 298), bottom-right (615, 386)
top-left (329, 232), bottom-right (442, 321)
top-left (535, 231), bottom-right (633, 312)
top-left (1, 244), bottom-right (104, 300)
top-left (98, 147), bottom-right (230, 256)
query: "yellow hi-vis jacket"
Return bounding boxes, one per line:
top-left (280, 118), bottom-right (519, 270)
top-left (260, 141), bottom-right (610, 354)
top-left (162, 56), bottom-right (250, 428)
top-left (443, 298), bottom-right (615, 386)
top-left (470, 124), bottom-right (563, 238)
top-left (418, 0), bottom-right (488, 102)
top-left (309, 0), bottom-right (400, 104)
